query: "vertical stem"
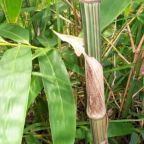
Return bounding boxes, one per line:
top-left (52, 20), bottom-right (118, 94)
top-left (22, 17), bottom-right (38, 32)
top-left (80, 0), bottom-right (108, 144)
top-left (81, 1), bottom-right (101, 59)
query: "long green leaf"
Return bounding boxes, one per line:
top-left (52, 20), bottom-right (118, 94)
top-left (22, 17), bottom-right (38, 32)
top-left (39, 49), bottom-right (76, 144)
top-left (0, 23), bottom-right (29, 44)
top-left (100, 0), bottom-right (130, 31)
top-left (0, 47), bottom-right (32, 144)
top-left (1, 0), bottom-right (22, 23)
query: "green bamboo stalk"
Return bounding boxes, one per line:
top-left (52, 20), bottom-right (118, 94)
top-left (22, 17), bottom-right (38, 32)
top-left (80, 0), bottom-right (108, 144)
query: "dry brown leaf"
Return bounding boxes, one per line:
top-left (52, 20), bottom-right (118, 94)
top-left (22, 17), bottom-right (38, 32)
top-left (53, 31), bottom-right (85, 57)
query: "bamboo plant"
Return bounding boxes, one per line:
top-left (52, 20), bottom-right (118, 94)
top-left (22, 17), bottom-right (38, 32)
top-left (80, 0), bottom-right (108, 144)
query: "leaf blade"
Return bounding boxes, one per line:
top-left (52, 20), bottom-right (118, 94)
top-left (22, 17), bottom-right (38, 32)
top-left (0, 23), bottom-right (29, 44)
top-left (108, 122), bottom-right (135, 137)
top-left (39, 50), bottom-right (76, 144)
top-left (1, 0), bottom-right (22, 23)
top-left (28, 75), bottom-right (43, 109)
top-left (0, 47), bottom-right (32, 144)
top-left (100, 0), bottom-right (130, 31)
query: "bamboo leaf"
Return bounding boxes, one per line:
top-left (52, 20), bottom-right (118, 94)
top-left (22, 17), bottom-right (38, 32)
top-left (28, 76), bottom-right (43, 109)
top-left (39, 49), bottom-right (76, 144)
top-left (100, 0), bottom-right (130, 31)
top-left (0, 47), bottom-right (32, 144)
top-left (1, 0), bottom-right (22, 23)
top-left (0, 23), bottom-right (29, 44)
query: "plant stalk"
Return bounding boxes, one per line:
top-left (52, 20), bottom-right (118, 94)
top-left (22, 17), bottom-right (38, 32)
top-left (80, 0), bottom-right (108, 144)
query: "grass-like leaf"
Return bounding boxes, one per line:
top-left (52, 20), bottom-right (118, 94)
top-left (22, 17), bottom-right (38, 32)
top-left (0, 47), bottom-right (32, 144)
top-left (39, 49), bottom-right (76, 144)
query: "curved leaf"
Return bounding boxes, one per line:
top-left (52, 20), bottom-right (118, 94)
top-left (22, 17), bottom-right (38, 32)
top-left (0, 23), bottom-right (29, 44)
top-left (0, 47), bottom-right (32, 144)
top-left (39, 49), bottom-right (76, 144)
top-left (1, 0), bottom-right (22, 23)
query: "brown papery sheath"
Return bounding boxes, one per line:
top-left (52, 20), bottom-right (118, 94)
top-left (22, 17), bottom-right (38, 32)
top-left (85, 56), bottom-right (106, 119)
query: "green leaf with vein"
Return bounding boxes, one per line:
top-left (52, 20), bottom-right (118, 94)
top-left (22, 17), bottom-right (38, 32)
top-left (0, 47), bottom-right (32, 144)
top-left (0, 23), bottom-right (29, 44)
top-left (101, 0), bottom-right (130, 31)
top-left (1, 0), bottom-right (22, 23)
top-left (39, 49), bottom-right (76, 144)
top-left (28, 75), bottom-right (43, 109)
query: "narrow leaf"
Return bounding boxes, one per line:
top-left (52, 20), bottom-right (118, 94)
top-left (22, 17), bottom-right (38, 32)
top-left (0, 47), bottom-right (32, 144)
top-left (1, 0), bottom-right (22, 23)
top-left (39, 50), bottom-right (76, 144)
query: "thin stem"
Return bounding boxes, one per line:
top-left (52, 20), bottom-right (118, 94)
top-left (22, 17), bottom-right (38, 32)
top-left (127, 24), bottom-right (136, 52)
top-left (0, 42), bottom-right (39, 49)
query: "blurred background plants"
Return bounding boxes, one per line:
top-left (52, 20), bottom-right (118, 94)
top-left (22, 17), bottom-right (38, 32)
top-left (0, 0), bottom-right (143, 144)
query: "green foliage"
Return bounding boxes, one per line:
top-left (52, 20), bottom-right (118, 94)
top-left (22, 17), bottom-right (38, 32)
top-left (108, 122), bottom-right (135, 137)
top-left (1, 0), bottom-right (22, 23)
top-left (0, 0), bottom-right (143, 143)
top-left (0, 23), bottom-right (29, 44)
top-left (28, 76), bottom-right (43, 108)
top-left (100, 0), bottom-right (131, 31)
top-left (39, 50), bottom-right (76, 144)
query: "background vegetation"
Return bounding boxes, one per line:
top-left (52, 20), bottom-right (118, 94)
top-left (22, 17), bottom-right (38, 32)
top-left (0, 0), bottom-right (143, 144)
